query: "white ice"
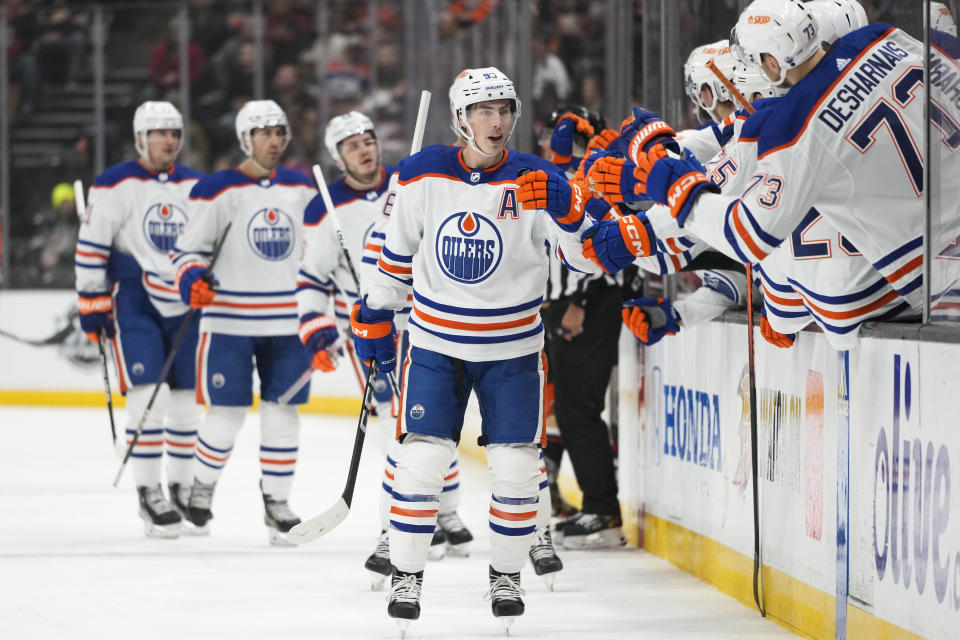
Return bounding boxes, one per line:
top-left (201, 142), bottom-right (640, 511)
top-left (0, 406), bottom-right (793, 639)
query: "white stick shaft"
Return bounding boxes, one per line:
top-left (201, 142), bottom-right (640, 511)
top-left (410, 90), bottom-right (431, 155)
top-left (311, 165), bottom-right (344, 237)
top-left (73, 179), bottom-right (86, 217)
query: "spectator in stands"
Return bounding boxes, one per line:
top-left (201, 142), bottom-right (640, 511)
top-left (5, 0), bottom-right (41, 115)
top-left (148, 15), bottom-right (206, 99)
top-left (265, 0), bottom-right (313, 67)
top-left (34, 6), bottom-right (88, 87)
top-left (19, 183), bottom-right (79, 288)
top-left (532, 34), bottom-right (571, 102)
top-left (190, 0), bottom-right (230, 58)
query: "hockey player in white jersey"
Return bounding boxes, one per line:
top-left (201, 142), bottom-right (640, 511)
top-left (75, 101), bottom-right (203, 538)
top-left (587, 0), bottom-right (960, 318)
top-left (172, 100), bottom-right (317, 545)
top-left (351, 67), bottom-right (598, 632)
top-left (297, 111), bottom-right (473, 587)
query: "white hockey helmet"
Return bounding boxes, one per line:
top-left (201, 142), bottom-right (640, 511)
top-left (235, 99), bottom-right (291, 157)
top-left (730, 0), bottom-right (821, 86)
top-left (688, 42), bottom-right (739, 122)
top-left (931, 2), bottom-right (957, 37)
top-left (683, 42), bottom-right (727, 107)
top-left (325, 110), bottom-right (376, 169)
top-left (732, 63), bottom-right (788, 102)
top-left (133, 101), bottom-right (183, 160)
top-left (805, 0), bottom-right (868, 45)
top-left (449, 67), bottom-right (521, 156)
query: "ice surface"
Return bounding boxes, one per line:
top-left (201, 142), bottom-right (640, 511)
top-left (0, 407), bottom-right (793, 639)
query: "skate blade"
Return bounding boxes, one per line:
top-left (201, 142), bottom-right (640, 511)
top-left (395, 619), bottom-right (411, 638)
top-left (267, 528), bottom-right (296, 547)
top-left (427, 545), bottom-right (446, 561)
top-left (180, 521), bottom-right (210, 536)
top-left (561, 528), bottom-right (627, 550)
top-left (498, 616), bottom-right (516, 634)
top-left (369, 571), bottom-right (389, 591)
top-left (542, 573), bottom-right (558, 591)
top-left (140, 513), bottom-right (182, 539)
top-left (445, 541), bottom-right (470, 557)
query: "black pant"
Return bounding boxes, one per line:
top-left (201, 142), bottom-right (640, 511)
top-left (542, 287), bottom-right (622, 516)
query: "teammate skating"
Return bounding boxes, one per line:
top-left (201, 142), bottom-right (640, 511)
top-left (173, 100), bottom-right (317, 545)
top-left (75, 101), bottom-right (204, 539)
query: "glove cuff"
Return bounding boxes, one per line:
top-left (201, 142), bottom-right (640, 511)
top-left (77, 293), bottom-right (112, 314)
top-left (628, 121), bottom-right (677, 164)
top-left (299, 313), bottom-right (336, 344)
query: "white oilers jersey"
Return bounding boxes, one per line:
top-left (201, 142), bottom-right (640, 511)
top-left (676, 110), bottom-right (748, 162)
top-left (298, 166), bottom-right (398, 330)
top-left (173, 167), bottom-right (316, 336)
top-left (366, 145), bottom-right (598, 361)
top-left (685, 24), bottom-right (960, 311)
top-left (76, 161), bottom-right (203, 317)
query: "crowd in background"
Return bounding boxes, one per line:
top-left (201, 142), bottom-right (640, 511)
top-left (2, 0), bottom-right (922, 288)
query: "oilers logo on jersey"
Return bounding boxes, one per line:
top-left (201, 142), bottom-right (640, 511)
top-left (247, 207), bottom-right (295, 260)
top-left (142, 202), bottom-right (188, 253)
top-left (435, 211), bottom-right (502, 284)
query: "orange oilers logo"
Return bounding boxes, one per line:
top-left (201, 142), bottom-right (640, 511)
top-left (143, 202), bottom-right (188, 253)
top-left (747, 15), bottom-right (771, 24)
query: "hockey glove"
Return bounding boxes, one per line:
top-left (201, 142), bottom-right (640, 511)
top-left (176, 263), bottom-right (217, 308)
top-left (350, 296), bottom-right (397, 373)
top-left (299, 312), bottom-right (343, 372)
top-left (77, 291), bottom-right (115, 342)
top-left (587, 156), bottom-right (644, 205)
top-left (585, 129), bottom-right (620, 158)
top-left (619, 107), bottom-right (680, 165)
top-left (622, 297), bottom-right (680, 345)
top-left (760, 308), bottom-right (796, 349)
top-left (549, 113), bottom-right (595, 169)
top-left (581, 214), bottom-right (656, 274)
top-left (633, 145), bottom-right (719, 227)
top-left (516, 169), bottom-right (587, 233)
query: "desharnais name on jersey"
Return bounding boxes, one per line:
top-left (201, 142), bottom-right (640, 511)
top-left (682, 23), bottom-right (960, 313)
top-left (172, 167), bottom-right (316, 336)
top-left (76, 160), bottom-right (203, 316)
top-left (297, 165), bottom-right (398, 327)
top-left (365, 145), bottom-right (599, 361)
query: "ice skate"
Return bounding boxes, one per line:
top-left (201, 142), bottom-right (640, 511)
top-left (137, 485), bottom-right (182, 538)
top-left (263, 492), bottom-right (301, 547)
top-left (528, 527), bottom-right (563, 590)
top-left (484, 566), bottom-right (525, 633)
top-left (387, 570), bottom-right (423, 637)
top-left (427, 527), bottom-right (447, 560)
top-left (185, 479), bottom-right (215, 535)
top-left (364, 530), bottom-right (392, 590)
top-left (560, 513), bottom-right (627, 550)
top-left (437, 511), bottom-right (473, 557)
top-left (169, 482), bottom-right (206, 536)
top-left (549, 481), bottom-right (579, 519)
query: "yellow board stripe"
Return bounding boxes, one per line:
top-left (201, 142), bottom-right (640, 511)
top-left (0, 390), bottom-right (359, 416)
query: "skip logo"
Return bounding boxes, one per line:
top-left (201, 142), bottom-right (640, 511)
top-left (435, 211), bottom-right (502, 284)
top-left (747, 15), bottom-right (771, 24)
top-left (874, 354), bottom-right (956, 607)
top-left (142, 202), bottom-right (187, 253)
top-left (247, 207), bottom-right (294, 260)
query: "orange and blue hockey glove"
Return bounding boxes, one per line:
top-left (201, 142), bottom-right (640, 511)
top-left (77, 291), bottom-right (115, 342)
top-left (581, 213), bottom-right (656, 274)
top-left (176, 263), bottom-right (218, 308)
top-left (619, 107), bottom-right (680, 165)
top-left (633, 144), bottom-right (719, 226)
top-left (622, 297), bottom-right (679, 345)
top-left (549, 113), bottom-right (596, 170)
top-left (585, 128), bottom-right (620, 156)
top-left (587, 155), bottom-right (645, 205)
top-left (760, 307), bottom-right (796, 349)
top-left (298, 312), bottom-right (342, 372)
top-left (516, 169), bottom-right (588, 233)
top-left (350, 296), bottom-right (397, 373)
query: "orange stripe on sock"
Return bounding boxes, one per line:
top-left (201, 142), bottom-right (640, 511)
top-left (489, 507), bottom-right (537, 521)
top-left (390, 506), bottom-right (438, 518)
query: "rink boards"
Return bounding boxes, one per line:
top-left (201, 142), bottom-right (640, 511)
top-left (617, 317), bottom-right (960, 639)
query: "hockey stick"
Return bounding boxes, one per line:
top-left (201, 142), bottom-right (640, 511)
top-left (75, 178), bottom-right (118, 445)
top-left (288, 357), bottom-right (379, 544)
top-left (706, 58), bottom-right (765, 617)
top-left (112, 222), bottom-right (233, 487)
top-left (0, 324), bottom-right (74, 347)
top-left (394, 89), bottom-right (431, 372)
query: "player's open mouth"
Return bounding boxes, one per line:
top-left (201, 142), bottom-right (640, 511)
top-left (488, 135), bottom-right (503, 143)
